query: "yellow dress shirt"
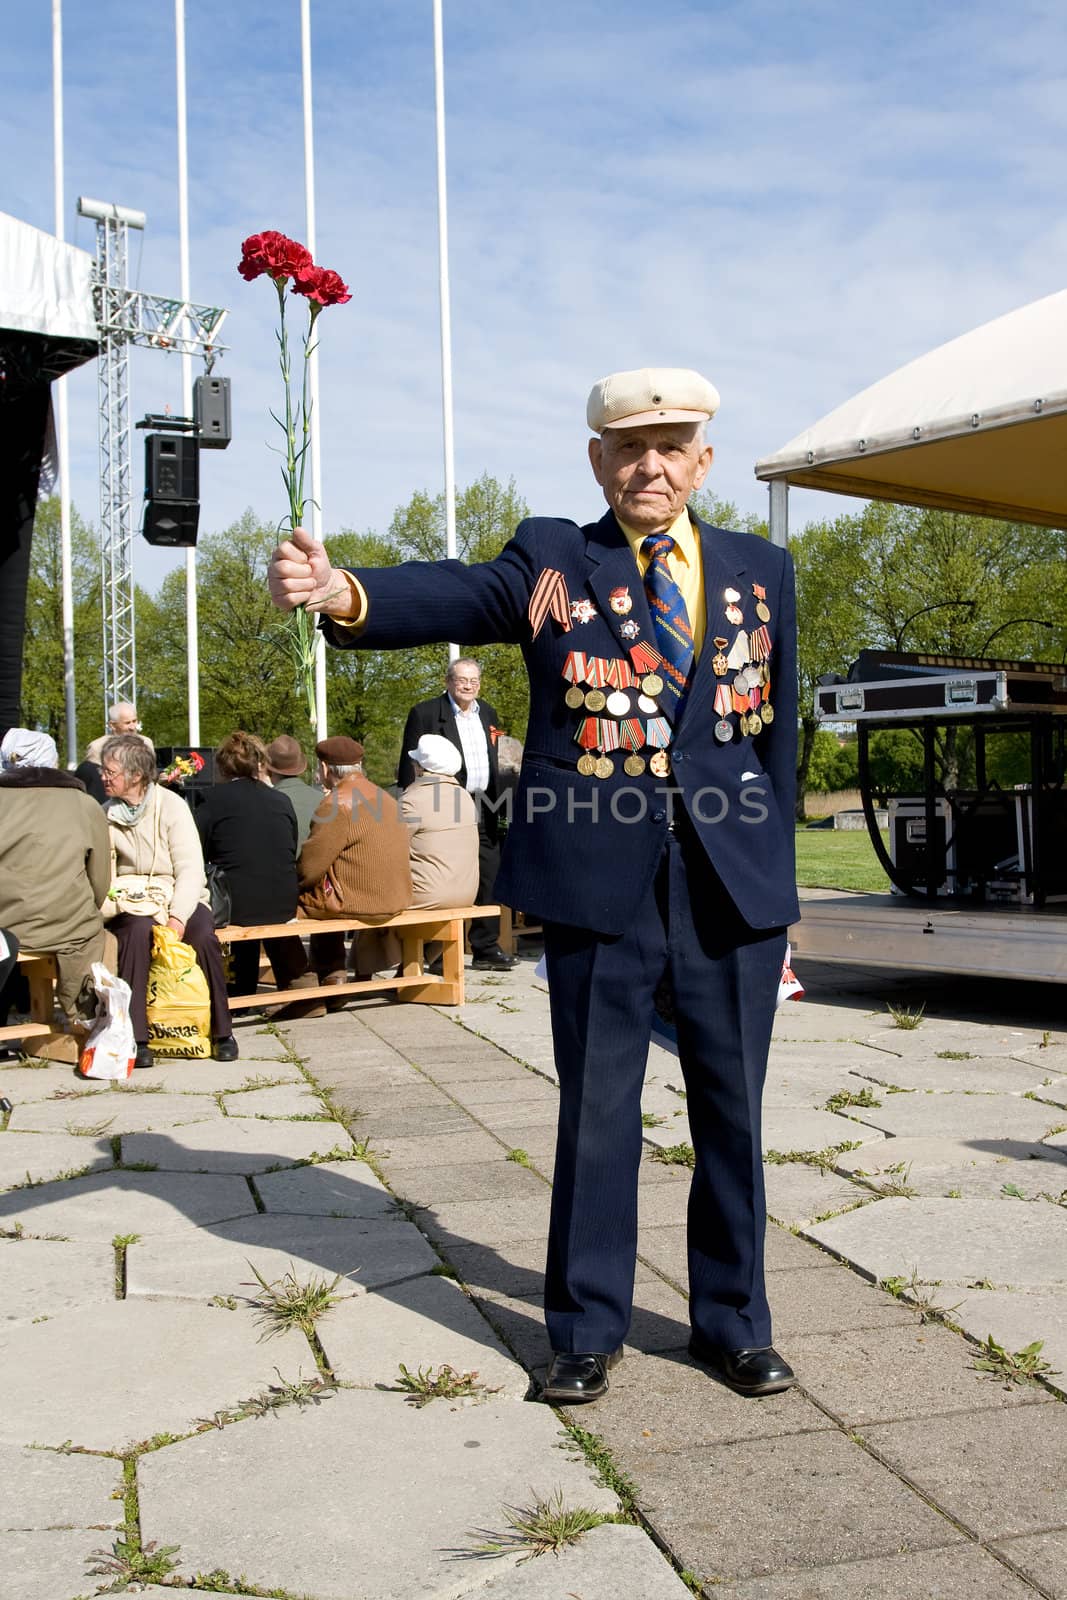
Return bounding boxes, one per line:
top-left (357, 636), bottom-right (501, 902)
top-left (331, 504), bottom-right (707, 656)
top-left (618, 507), bottom-right (705, 659)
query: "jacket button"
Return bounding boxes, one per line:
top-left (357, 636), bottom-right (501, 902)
top-left (651, 809), bottom-right (666, 824)
top-left (673, 752), bottom-right (684, 763)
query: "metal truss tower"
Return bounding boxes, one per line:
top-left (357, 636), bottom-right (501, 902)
top-left (78, 196), bottom-right (227, 715)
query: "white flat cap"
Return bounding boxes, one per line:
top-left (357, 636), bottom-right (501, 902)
top-left (587, 367), bottom-right (720, 431)
top-left (407, 734), bottom-right (462, 776)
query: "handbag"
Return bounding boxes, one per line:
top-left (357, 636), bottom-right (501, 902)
top-left (104, 788), bottom-right (173, 921)
top-left (205, 862), bottom-right (232, 928)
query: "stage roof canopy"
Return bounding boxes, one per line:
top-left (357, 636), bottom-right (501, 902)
top-left (1, 210), bottom-right (97, 346)
top-left (755, 288), bottom-right (1067, 528)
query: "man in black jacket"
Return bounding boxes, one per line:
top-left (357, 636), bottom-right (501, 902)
top-left (398, 658), bottom-right (515, 970)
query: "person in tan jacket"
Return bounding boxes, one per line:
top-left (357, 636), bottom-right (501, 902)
top-left (277, 736), bottom-right (412, 1017)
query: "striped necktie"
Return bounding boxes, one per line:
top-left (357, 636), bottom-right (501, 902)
top-left (641, 533), bottom-right (694, 717)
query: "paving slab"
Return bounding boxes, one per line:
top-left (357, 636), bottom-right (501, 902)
top-left (634, 1427), bottom-right (961, 1585)
top-left (2, 1238), bottom-right (116, 1324)
top-left (789, 1320), bottom-right (1046, 1426)
top-left (763, 1162), bottom-right (869, 1226)
top-left (844, 1054), bottom-right (1057, 1095)
top-left (836, 1135), bottom-right (1067, 1181)
top-left (138, 1388), bottom-right (616, 1600)
top-left (806, 1196), bottom-right (1067, 1289)
top-left (0, 1170), bottom-right (257, 1241)
top-left (991, 1530), bottom-right (1067, 1599)
top-left (765, 1265), bottom-right (914, 1341)
top-left (127, 1211), bottom-right (436, 1301)
top-left (384, 1158), bottom-right (548, 1206)
top-left (0, 1300), bottom-right (311, 1450)
top-left (8, 1528), bottom-right (120, 1600)
top-left (443, 1075), bottom-right (558, 1107)
top-left (863, 1404), bottom-right (1067, 1542)
top-left (473, 1101), bottom-right (564, 1134)
top-left (374, 1128), bottom-right (509, 1168)
top-left (0, 1065), bottom-right (109, 1101)
top-left (848, 1153), bottom-right (1067, 1202)
top-left (477, 1275), bottom-right (690, 1375)
top-left (1013, 1042), bottom-right (1067, 1074)
top-left (841, 1091), bottom-right (1061, 1141)
top-left (313, 1273), bottom-right (530, 1398)
top-left (120, 1119), bottom-right (349, 1175)
top-left (0, 1131), bottom-right (114, 1190)
top-left (946, 1287), bottom-right (1067, 1400)
top-left (473, 1522), bottom-right (695, 1598)
top-left (221, 1083), bottom-right (328, 1119)
top-left (253, 1156), bottom-right (392, 1216)
top-left (417, 1193), bottom-right (554, 1252)
top-left (720, 1543), bottom-right (1039, 1599)
top-left (226, 1024), bottom-right (295, 1060)
top-left (8, 1092), bottom-right (222, 1135)
top-left (0, 1442), bottom-right (123, 1528)
top-left (128, 1058), bottom-right (304, 1094)
top-left (443, 1238), bottom-right (560, 1300)
top-left (861, 1020), bottom-right (1040, 1056)
top-left (762, 1109), bottom-right (884, 1155)
top-left (354, 1104), bottom-right (484, 1140)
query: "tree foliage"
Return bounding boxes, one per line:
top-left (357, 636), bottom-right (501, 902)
top-left (20, 497), bottom-right (106, 753)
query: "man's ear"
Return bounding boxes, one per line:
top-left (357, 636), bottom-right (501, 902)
top-left (588, 435), bottom-right (604, 485)
top-left (693, 443), bottom-right (714, 490)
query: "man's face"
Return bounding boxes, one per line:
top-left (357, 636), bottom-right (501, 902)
top-left (110, 706), bottom-right (140, 733)
top-left (448, 667), bottom-right (481, 712)
top-left (588, 422), bottom-right (713, 534)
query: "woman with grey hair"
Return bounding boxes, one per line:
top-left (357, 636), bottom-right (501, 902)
top-left (101, 734), bottom-right (236, 1068)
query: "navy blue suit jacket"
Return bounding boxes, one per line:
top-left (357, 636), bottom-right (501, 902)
top-left (324, 510), bottom-right (799, 936)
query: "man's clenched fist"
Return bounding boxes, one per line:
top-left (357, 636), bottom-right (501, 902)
top-left (267, 526), bottom-right (357, 620)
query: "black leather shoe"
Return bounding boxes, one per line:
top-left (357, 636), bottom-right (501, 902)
top-left (471, 947), bottom-right (517, 971)
top-left (213, 1036), bottom-right (240, 1063)
top-left (541, 1348), bottom-right (622, 1404)
top-left (134, 1044), bottom-right (154, 1070)
top-left (688, 1336), bottom-right (795, 1395)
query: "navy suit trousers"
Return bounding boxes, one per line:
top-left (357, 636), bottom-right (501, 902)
top-left (542, 820), bottom-right (786, 1354)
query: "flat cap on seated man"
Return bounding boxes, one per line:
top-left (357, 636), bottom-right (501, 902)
top-left (267, 364), bottom-right (798, 1405)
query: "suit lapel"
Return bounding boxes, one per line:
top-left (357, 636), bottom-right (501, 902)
top-left (582, 512), bottom-right (654, 657)
top-left (683, 520), bottom-right (749, 719)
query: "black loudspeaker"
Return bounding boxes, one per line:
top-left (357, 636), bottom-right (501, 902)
top-left (143, 499), bottom-right (200, 547)
top-left (146, 433), bottom-right (199, 500)
top-left (143, 433), bottom-right (200, 546)
top-left (193, 375), bottom-right (232, 449)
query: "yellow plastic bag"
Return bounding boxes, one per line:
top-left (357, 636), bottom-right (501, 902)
top-left (146, 925), bottom-right (211, 1059)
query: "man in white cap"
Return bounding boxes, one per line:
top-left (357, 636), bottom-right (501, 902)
top-left (267, 368), bottom-right (799, 1405)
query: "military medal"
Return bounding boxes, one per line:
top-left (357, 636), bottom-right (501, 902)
top-left (584, 688), bottom-right (607, 712)
top-left (623, 754), bottom-right (646, 776)
top-left (595, 755), bottom-right (614, 779)
top-left (577, 753), bottom-right (597, 776)
top-left (642, 673), bottom-right (664, 697)
top-left (570, 598), bottom-right (596, 625)
top-left (565, 685), bottom-right (585, 709)
top-left (619, 618), bottom-right (640, 641)
top-left (753, 582), bottom-right (771, 623)
top-left (750, 625), bottom-right (772, 662)
top-left (712, 637), bottom-right (729, 677)
top-left (637, 694), bottom-right (659, 714)
top-left (620, 719), bottom-right (645, 751)
top-left (714, 718), bottom-right (733, 742)
top-left (605, 689), bottom-right (630, 717)
top-left (724, 586), bottom-right (743, 627)
top-left (609, 586), bottom-right (632, 616)
top-left (761, 703), bottom-right (775, 724)
top-left (649, 750), bottom-right (671, 778)
top-left (747, 711), bottom-right (763, 735)
top-left (725, 631), bottom-right (749, 670)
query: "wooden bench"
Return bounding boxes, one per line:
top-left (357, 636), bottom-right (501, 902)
top-left (216, 904), bottom-right (498, 1011)
top-left (0, 952), bottom-right (61, 1045)
top-left (498, 906), bottom-right (544, 957)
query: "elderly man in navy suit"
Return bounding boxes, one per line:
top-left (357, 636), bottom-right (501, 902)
top-left (268, 369), bottom-right (799, 1404)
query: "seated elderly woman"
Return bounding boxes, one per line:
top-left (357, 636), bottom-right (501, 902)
top-left (0, 729), bottom-right (113, 1057)
top-left (101, 734), bottom-right (236, 1068)
top-left (195, 731), bottom-right (304, 998)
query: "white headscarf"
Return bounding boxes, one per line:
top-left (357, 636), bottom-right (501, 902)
top-left (1, 728), bottom-right (59, 771)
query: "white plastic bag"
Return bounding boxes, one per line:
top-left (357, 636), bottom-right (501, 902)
top-left (777, 943), bottom-right (805, 1006)
top-left (78, 962), bottom-right (136, 1080)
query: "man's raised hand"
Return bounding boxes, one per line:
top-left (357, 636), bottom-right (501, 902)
top-left (267, 526), bottom-right (356, 619)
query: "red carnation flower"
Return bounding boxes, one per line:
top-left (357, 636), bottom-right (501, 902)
top-left (238, 231), bottom-right (314, 283)
top-left (292, 265), bottom-right (352, 307)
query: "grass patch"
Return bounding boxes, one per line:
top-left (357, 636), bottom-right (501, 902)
top-left (970, 1334), bottom-right (1058, 1385)
top-left (506, 1148), bottom-right (531, 1167)
top-left (936, 1049), bottom-right (974, 1061)
top-left (651, 1142), bottom-right (696, 1169)
top-left (198, 1369), bottom-right (336, 1429)
top-left (868, 1160), bottom-right (917, 1198)
top-left (879, 1267), bottom-right (961, 1323)
top-left (65, 1116), bottom-right (115, 1137)
top-left (243, 1260), bottom-right (353, 1339)
top-left (793, 828), bottom-right (890, 894)
top-left (764, 1140), bottom-right (863, 1173)
top-left (393, 1362), bottom-right (499, 1407)
top-left (824, 1086), bottom-right (882, 1113)
top-left (887, 1003), bottom-right (925, 1030)
top-left (641, 1111), bottom-right (667, 1128)
top-left (86, 1536), bottom-right (180, 1587)
top-left (562, 1420), bottom-right (639, 1509)
top-left (464, 1488), bottom-right (612, 1561)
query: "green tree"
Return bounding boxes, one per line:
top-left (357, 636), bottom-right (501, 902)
top-left (20, 497), bottom-right (106, 754)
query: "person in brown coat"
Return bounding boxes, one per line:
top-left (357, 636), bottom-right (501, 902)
top-left (276, 736), bottom-right (412, 1017)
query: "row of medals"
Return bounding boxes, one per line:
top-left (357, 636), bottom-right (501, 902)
top-left (565, 668), bottom-right (671, 780)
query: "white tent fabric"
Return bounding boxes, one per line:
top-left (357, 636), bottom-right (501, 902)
top-left (755, 289), bottom-right (1067, 527)
top-left (0, 209), bottom-right (96, 343)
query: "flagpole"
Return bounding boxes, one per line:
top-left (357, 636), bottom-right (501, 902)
top-left (432, 0), bottom-right (459, 664)
top-left (175, 0), bottom-right (200, 746)
top-left (301, 0), bottom-right (328, 736)
top-left (53, 0), bottom-right (78, 766)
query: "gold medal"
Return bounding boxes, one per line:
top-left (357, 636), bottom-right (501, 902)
top-left (577, 753), bottom-right (597, 776)
top-left (712, 637), bottom-right (729, 677)
top-left (649, 750), bottom-right (671, 778)
top-left (623, 754), bottom-right (646, 777)
top-left (595, 755), bottom-right (614, 779)
top-left (584, 688), bottom-right (607, 712)
top-left (748, 711), bottom-right (763, 735)
top-left (756, 601), bottom-right (771, 623)
top-left (565, 685), bottom-right (585, 709)
top-left (761, 703), bottom-right (774, 724)
top-left (641, 673), bottom-right (664, 697)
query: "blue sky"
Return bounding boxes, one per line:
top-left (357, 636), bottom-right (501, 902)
top-left (5, 0), bottom-right (1066, 592)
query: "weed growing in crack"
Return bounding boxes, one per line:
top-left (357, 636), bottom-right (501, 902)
top-left (879, 1267), bottom-right (961, 1324)
top-left (824, 1086), bottom-right (881, 1113)
top-left (198, 1369), bottom-right (336, 1428)
top-left (85, 1536), bottom-right (180, 1586)
top-left (462, 1489), bottom-right (612, 1562)
top-left (886, 1003), bottom-right (925, 1030)
top-left (243, 1260), bottom-right (354, 1339)
top-left (506, 1148), bottom-right (531, 1166)
top-left (392, 1363), bottom-right (499, 1407)
top-left (970, 1334), bottom-right (1058, 1385)
top-left (651, 1142), bottom-right (696, 1169)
